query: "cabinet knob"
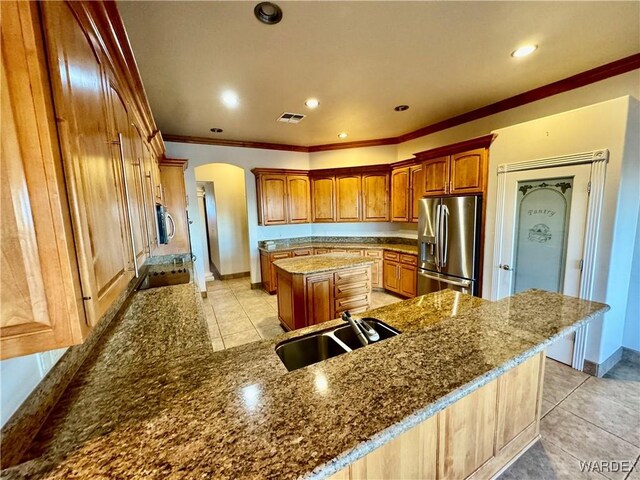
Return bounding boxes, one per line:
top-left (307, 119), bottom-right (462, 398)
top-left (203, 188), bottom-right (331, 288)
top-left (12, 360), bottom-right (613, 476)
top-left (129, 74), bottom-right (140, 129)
top-left (499, 264), bottom-right (514, 271)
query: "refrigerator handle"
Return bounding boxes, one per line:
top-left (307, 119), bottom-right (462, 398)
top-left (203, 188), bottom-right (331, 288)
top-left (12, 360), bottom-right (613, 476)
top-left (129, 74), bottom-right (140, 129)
top-left (434, 204), bottom-right (441, 268)
top-left (442, 205), bottom-right (449, 267)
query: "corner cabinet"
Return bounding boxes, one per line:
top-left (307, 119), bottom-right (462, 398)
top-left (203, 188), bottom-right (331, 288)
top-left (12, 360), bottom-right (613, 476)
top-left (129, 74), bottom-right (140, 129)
top-left (390, 163), bottom-right (423, 223)
top-left (253, 169), bottom-right (310, 225)
top-left (1, 1), bottom-right (167, 359)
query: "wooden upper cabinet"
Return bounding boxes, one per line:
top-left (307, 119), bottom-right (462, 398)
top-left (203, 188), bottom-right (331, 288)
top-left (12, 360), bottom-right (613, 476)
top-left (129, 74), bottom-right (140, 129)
top-left (286, 175), bottom-right (311, 224)
top-left (254, 170), bottom-right (311, 225)
top-left (42, 1), bottom-right (134, 326)
top-left (410, 164), bottom-right (424, 223)
top-left (108, 85), bottom-right (149, 268)
top-left (311, 176), bottom-right (336, 222)
top-left (423, 156), bottom-right (449, 197)
top-left (362, 172), bottom-right (389, 222)
top-left (259, 174), bottom-right (288, 225)
top-left (156, 159), bottom-right (190, 255)
top-left (449, 148), bottom-right (487, 195)
top-left (1, 1), bottom-right (87, 359)
top-left (336, 174), bottom-right (362, 222)
top-left (390, 167), bottom-right (410, 222)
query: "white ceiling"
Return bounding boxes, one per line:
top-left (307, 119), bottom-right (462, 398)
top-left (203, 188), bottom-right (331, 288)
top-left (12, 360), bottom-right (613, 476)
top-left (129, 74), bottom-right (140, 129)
top-left (118, 1), bottom-right (639, 147)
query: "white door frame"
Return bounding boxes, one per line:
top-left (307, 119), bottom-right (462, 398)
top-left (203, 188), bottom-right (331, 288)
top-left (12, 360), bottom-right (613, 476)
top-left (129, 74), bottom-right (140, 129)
top-left (492, 149), bottom-right (609, 370)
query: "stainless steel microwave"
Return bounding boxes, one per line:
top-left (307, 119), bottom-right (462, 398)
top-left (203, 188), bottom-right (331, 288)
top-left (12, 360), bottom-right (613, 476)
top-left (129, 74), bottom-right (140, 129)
top-left (156, 204), bottom-right (175, 245)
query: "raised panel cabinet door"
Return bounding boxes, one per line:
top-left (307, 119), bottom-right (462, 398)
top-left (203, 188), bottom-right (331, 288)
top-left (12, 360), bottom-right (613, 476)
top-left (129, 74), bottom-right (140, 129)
top-left (495, 353), bottom-right (543, 451)
top-left (140, 137), bottom-right (159, 253)
top-left (438, 379), bottom-right (497, 480)
top-left (399, 265), bottom-right (417, 298)
top-left (423, 156), bottom-right (449, 197)
top-left (107, 85), bottom-right (148, 269)
top-left (260, 251), bottom-right (272, 293)
top-left (311, 176), bottom-right (336, 222)
top-left (306, 274), bottom-right (334, 326)
top-left (351, 414), bottom-right (437, 479)
top-left (362, 172), bottom-right (390, 222)
top-left (1, 1), bottom-right (85, 358)
top-left (449, 148), bottom-right (487, 194)
top-left (41, 1), bottom-right (132, 326)
top-left (409, 165), bottom-right (424, 223)
top-left (390, 167), bottom-right (410, 222)
top-left (383, 260), bottom-right (400, 293)
top-left (336, 174), bottom-right (362, 222)
top-left (155, 162), bottom-right (190, 255)
top-left (260, 174), bottom-right (288, 225)
top-left (287, 175), bottom-right (311, 223)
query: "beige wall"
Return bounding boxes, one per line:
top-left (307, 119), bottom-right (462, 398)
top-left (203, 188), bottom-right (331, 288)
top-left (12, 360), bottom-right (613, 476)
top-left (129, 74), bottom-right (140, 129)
top-left (195, 164), bottom-right (250, 276)
top-left (397, 70), bottom-right (640, 160)
top-left (309, 144), bottom-right (396, 169)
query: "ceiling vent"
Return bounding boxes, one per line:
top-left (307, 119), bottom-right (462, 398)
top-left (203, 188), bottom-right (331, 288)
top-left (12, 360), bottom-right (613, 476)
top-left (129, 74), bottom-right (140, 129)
top-left (277, 112), bottom-right (306, 124)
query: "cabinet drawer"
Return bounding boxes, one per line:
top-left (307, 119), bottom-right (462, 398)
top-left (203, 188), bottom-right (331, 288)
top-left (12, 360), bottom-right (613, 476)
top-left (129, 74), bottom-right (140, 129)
top-left (345, 249), bottom-right (364, 255)
top-left (314, 248), bottom-right (330, 255)
top-left (383, 251), bottom-right (400, 261)
top-left (331, 248), bottom-right (347, 253)
top-left (364, 249), bottom-right (383, 258)
top-left (292, 248), bottom-right (313, 256)
top-left (335, 281), bottom-right (370, 299)
top-left (401, 254), bottom-right (417, 266)
top-left (271, 252), bottom-right (291, 260)
top-left (335, 294), bottom-right (369, 314)
top-left (334, 268), bottom-right (370, 285)
top-left (337, 305), bottom-right (368, 316)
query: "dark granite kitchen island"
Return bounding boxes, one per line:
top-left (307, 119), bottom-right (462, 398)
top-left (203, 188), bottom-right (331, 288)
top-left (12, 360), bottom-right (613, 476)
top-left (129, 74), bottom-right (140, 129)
top-left (1, 277), bottom-right (608, 479)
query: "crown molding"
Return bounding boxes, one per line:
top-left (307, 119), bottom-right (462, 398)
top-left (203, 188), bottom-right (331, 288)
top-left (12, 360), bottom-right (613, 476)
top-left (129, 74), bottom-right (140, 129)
top-left (163, 53), bottom-right (640, 154)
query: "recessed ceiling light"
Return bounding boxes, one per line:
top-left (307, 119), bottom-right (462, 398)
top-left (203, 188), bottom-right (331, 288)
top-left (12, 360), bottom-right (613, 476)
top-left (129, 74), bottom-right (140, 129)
top-left (221, 90), bottom-right (239, 109)
top-left (511, 45), bottom-right (538, 58)
top-left (254, 2), bottom-right (283, 25)
top-left (305, 98), bottom-right (319, 109)
top-left (210, 128), bottom-right (223, 133)
top-left (338, 132), bottom-right (348, 139)
top-left (394, 105), bottom-right (409, 112)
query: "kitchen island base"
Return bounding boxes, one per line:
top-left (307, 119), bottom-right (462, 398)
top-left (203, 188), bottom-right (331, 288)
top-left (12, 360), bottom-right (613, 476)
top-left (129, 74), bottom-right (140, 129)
top-left (327, 352), bottom-right (544, 480)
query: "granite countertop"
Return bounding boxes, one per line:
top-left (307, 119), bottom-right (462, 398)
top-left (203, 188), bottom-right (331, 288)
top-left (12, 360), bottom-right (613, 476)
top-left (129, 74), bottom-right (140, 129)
top-left (273, 253), bottom-right (375, 274)
top-left (259, 241), bottom-right (419, 256)
top-left (2, 283), bottom-right (608, 480)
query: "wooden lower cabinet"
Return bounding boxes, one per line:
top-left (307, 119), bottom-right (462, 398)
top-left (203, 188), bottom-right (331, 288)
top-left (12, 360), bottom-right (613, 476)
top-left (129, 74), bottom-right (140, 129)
top-left (383, 252), bottom-right (417, 298)
top-left (274, 265), bottom-right (371, 330)
top-left (261, 251), bottom-right (292, 294)
top-left (329, 353), bottom-right (544, 480)
top-left (364, 250), bottom-right (383, 288)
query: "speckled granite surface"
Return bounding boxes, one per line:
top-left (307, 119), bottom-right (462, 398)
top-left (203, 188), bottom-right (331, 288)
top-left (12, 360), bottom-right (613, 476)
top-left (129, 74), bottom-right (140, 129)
top-left (259, 236), bottom-right (418, 255)
top-left (273, 253), bottom-right (375, 274)
top-left (1, 286), bottom-right (608, 480)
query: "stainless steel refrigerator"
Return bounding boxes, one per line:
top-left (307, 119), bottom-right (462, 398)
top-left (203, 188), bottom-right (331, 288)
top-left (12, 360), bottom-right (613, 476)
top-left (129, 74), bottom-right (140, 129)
top-left (417, 196), bottom-right (481, 296)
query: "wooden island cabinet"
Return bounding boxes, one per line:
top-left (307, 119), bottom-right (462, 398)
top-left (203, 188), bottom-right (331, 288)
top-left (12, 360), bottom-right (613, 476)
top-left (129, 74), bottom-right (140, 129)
top-left (329, 352), bottom-right (545, 480)
top-left (274, 257), bottom-right (373, 331)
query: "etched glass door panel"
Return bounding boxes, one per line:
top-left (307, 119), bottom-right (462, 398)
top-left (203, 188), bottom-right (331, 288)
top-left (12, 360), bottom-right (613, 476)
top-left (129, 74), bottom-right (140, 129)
top-left (513, 178), bottom-right (573, 294)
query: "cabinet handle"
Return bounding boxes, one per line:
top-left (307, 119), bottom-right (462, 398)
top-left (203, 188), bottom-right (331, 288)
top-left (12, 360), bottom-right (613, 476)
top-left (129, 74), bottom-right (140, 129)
top-left (117, 133), bottom-right (139, 278)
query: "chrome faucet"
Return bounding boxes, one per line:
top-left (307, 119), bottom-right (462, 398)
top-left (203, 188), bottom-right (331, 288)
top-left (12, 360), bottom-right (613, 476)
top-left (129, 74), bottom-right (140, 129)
top-left (341, 311), bottom-right (380, 346)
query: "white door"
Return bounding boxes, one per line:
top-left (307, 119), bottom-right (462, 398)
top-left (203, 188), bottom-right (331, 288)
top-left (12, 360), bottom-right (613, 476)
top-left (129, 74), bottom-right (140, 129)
top-left (496, 164), bottom-right (591, 365)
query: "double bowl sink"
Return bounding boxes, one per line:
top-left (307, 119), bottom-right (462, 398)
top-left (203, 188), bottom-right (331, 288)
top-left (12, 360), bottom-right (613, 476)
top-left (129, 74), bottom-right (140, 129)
top-left (275, 319), bottom-right (400, 371)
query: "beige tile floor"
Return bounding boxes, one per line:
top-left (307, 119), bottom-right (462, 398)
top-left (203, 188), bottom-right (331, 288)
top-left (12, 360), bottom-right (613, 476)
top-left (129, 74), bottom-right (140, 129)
top-left (202, 277), bottom-right (402, 350)
top-left (203, 279), bottom-right (639, 479)
top-left (500, 356), bottom-right (640, 480)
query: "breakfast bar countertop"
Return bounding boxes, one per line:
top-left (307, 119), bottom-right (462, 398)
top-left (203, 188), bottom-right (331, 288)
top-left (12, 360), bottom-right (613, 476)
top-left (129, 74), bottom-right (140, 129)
top-left (273, 253), bottom-right (375, 275)
top-left (2, 280), bottom-right (608, 480)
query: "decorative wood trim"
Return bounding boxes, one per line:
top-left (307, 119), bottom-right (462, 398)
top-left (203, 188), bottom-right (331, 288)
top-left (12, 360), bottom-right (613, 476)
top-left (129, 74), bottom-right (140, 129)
top-left (414, 134), bottom-right (497, 160)
top-left (251, 168), bottom-right (309, 176)
top-left (159, 156), bottom-right (188, 170)
top-left (390, 158), bottom-right (418, 169)
top-left (163, 55), bottom-right (639, 154)
top-left (163, 134), bottom-right (310, 152)
top-left (493, 149), bottom-right (609, 371)
top-left (307, 137), bottom-right (398, 152)
top-left (400, 53), bottom-right (640, 143)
